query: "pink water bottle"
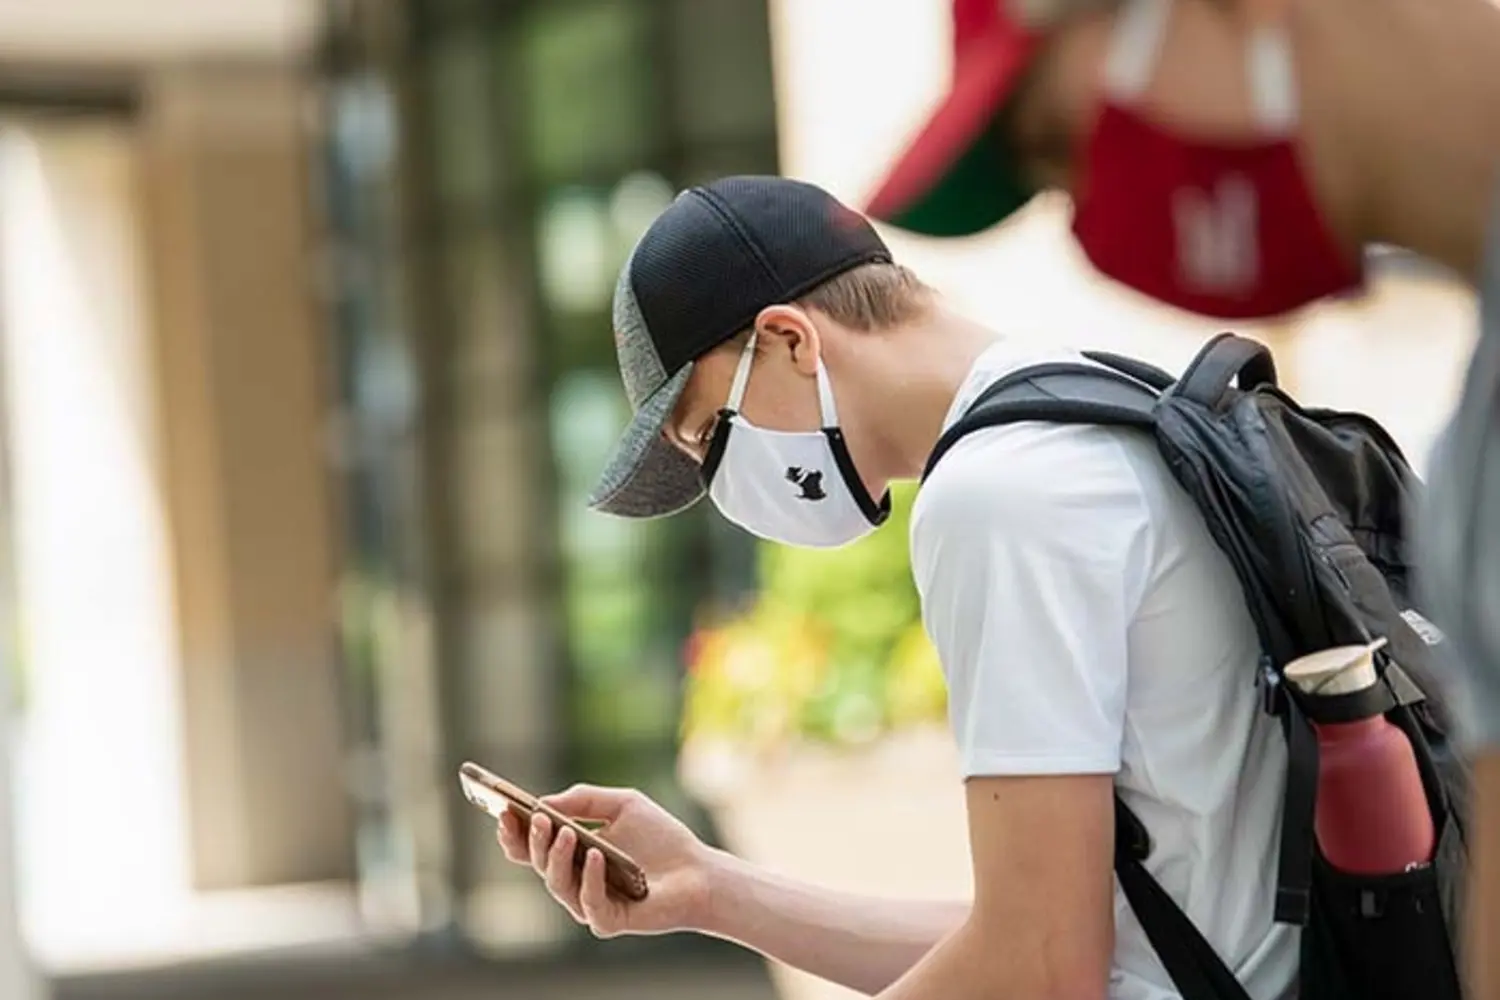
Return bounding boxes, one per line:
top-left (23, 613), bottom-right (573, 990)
top-left (1284, 638), bottom-right (1435, 875)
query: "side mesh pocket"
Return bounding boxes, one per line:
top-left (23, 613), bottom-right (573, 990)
top-left (1301, 822), bottom-right (1464, 1000)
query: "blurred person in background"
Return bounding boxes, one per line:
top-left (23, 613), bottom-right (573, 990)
top-left (865, 0), bottom-right (1500, 995)
top-left (498, 175), bottom-right (1299, 1000)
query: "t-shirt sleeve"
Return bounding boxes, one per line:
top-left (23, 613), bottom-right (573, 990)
top-left (910, 427), bottom-right (1154, 779)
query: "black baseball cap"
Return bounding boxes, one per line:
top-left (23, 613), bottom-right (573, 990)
top-left (588, 176), bottom-right (893, 519)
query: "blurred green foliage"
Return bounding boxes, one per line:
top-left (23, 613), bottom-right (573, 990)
top-left (681, 482), bottom-right (947, 750)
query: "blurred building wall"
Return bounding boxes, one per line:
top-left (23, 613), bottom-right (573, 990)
top-left (768, 0), bottom-right (1477, 463)
top-left (0, 0), bottom-right (346, 975)
top-left (140, 63), bottom-right (351, 893)
top-left (0, 0), bottom-right (317, 63)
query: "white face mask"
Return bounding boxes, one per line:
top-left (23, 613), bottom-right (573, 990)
top-left (702, 331), bottom-right (890, 548)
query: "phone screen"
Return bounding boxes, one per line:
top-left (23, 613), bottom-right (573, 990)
top-left (459, 770), bottom-right (521, 822)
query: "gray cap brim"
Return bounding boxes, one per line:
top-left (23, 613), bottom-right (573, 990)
top-left (587, 364), bottom-right (705, 518)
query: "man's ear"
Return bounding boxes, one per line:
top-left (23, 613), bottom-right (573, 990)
top-left (752, 304), bottom-right (822, 377)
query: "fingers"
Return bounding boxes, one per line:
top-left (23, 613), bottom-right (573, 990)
top-left (540, 783), bottom-right (638, 823)
top-left (528, 812), bottom-right (553, 872)
top-left (496, 803), bottom-right (625, 937)
top-left (543, 825), bottom-right (586, 922)
top-left (516, 813), bottom-right (589, 924)
top-left (578, 848), bottom-right (612, 932)
top-left (496, 808), bottom-right (527, 862)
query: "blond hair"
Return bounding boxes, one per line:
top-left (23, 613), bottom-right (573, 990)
top-left (721, 261), bottom-right (934, 352)
top-left (797, 261), bottom-right (934, 330)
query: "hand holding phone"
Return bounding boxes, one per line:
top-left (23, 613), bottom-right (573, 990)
top-left (459, 762), bottom-right (650, 902)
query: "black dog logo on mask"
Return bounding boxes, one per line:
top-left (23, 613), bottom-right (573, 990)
top-left (785, 467), bottom-right (826, 501)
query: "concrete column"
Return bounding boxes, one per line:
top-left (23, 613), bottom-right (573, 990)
top-left (0, 694), bottom-right (40, 1000)
top-left (139, 64), bottom-right (354, 890)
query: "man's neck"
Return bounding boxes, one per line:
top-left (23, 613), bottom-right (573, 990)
top-left (1337, 0), bottom-right (1500, 278)
top-left (842, 306), bottom-right (1001, 484)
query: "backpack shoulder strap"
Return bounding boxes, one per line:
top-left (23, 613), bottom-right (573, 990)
top-left (922, 360), bottom-right (1160, 482)
top-left (1116, 799), bottom-right (1254, 1000)
top-left (1082, 350), bottom-right (1176, 391)
top-left (1175, 333), bottom-right (1278, 410)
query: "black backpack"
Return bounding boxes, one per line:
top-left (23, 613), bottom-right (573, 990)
top-left (922, 333), bottom-right (1470, 1000)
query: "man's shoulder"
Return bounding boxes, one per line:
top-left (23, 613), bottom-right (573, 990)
top-left (913, 417), bottom-right (1154, 547)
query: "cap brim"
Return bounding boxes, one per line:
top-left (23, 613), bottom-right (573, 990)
top-left (588, 365), bottom-right (705, 519)
top-left (865, 30), bottom-right (1039, 238)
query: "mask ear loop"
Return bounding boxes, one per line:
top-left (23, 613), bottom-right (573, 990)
top-left (1106, 0), bottom-right (1298, 133)
top-left (1102, 0), bottom-right (1172, 102)
top-left (814, 362), bottom-right (840, 430)
top-left (701, 330), bottom-right (757, 490)
top-left (725, 330), bottom-right (758, 411)
top-left (814, 358), bottom-right (889, 526)
top-left (1248, 24), bottom-right (1298, 132)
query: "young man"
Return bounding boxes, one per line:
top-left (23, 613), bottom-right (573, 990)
top-left (499, 175), bottom-right (1296, 1000)
top-left (866, 1), bottom-right (1500, 994)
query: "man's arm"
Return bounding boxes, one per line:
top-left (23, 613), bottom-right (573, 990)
top-left (694, 772), bottom-right (1116, 1000)
top-left (696, 855), bottom-right (967, 996)
top-left (501, 782), bottom-right (967, 995)
top-left (875, 774), bottom-right (1116, 1000)
top-left (875, 424), bottom-right (1150, 1000)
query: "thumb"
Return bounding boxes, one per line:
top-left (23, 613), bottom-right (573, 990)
top-left (541, 783), bottom-right (638, 822)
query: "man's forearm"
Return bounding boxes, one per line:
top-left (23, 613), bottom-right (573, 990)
top-left (695, 848), bottom-right (968, 996)
top-left (871, 909), bottom-right (1108, 1000)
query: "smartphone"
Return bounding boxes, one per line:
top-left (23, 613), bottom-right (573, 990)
top-left (458, 761), bottom-right (650, 902)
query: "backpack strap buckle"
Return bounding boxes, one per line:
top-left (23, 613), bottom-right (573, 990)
top-left (1258, 655), bottom-right (1287, 717)
top-left (1275, 885), bottom-right (1312, 926)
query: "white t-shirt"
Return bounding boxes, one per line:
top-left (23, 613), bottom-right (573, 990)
top-left (910, 340), bottom-right (1300, 1000)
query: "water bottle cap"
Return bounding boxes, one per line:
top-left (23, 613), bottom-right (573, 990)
top-left (1283, 638), bottom-right (1388, 696)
